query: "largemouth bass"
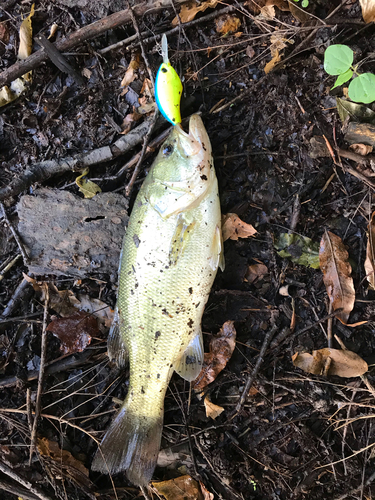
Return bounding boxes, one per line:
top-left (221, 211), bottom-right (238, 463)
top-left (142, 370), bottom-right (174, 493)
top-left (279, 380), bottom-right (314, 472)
top-left (92, 114), bottom-right (224, 486)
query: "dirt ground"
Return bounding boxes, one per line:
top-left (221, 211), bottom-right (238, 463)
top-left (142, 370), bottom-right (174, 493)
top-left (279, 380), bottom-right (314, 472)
top-left (1, 0), bottom-right (375, 499)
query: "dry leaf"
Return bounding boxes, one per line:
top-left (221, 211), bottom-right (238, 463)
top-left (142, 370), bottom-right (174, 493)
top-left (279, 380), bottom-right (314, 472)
top-left (193, 320), bottom-right (236, 392)
top-left (138, 78), bottom-right (156, 114)
top-left (72, 295), bottom-right (114, 328)
top-left (172, 0), bottom-right (219, 25)
top-left (18, 4), bottom-right (35, 60)
top-left (319, 231), bottom-right (355, 324)
top-left (215, 15), bottom-right (241, 35)
top-left (120, 109), bottom-right (142, 134)
top-left (245, 263), bottom-right (268, 283)
top-left (120, 52), bottom-right (141, 92)
top-left (292, 348), bottom-right (368, 378)
top-left (365, 211), bottom-right (375, 289)
top-left (152, 475), bottom-right (204, 500)
top-left (38, 437), bottom-right (89, 477)
top-left (222, 213), bottom-right (257, 241)
top-left (75, 167), bottom-right (101, 199)
top-left (46, 311), bottom-right (97, 354)
top-left (259, 5), bottom-right (275, 19)
top-left (200, 481), bottom-right (214, 500)
top-left (349, 143), bottom-right (373, 155)
top-left (264, 49), bottom-right (281, 74)
top-left (203, 395), bottom-right (224, 419)
top-left (359, 0), bottom-right (375, 22)
top-left (0, 23), bottom-right (10, 45)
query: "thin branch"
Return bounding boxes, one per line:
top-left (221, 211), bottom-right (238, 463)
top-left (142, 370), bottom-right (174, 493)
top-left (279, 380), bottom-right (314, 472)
top-left (0, 461), bottom-right (53, 500)
top-left (29, 284), bottom-right (49, 462)
top-left (1, 203), bottom-right (30, 264)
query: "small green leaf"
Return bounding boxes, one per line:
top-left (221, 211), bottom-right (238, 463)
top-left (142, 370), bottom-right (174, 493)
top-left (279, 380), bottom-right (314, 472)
top-left (324, 45), bottom-right (353, 76)
top-left (75, 168), bottom-right (102, 199)
top-left (348, 73), bottom-right (375, 104)
top-left (274, 233), bottom-right (320, 269)
top-left (301, 0), bottom-right (309, 7)
top-left (331, 68), bottom-right (353, 90)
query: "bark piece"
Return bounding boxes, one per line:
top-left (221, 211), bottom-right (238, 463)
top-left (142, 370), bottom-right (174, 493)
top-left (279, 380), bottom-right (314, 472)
top-left (17, 188), bottom-right (128, 278)
top-left (365, 211), bottom-right (375, 289)
top-left (344, 122), bottom-right (375, 147)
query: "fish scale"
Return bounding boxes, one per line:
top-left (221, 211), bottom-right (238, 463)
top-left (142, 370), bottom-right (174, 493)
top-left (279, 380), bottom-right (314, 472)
top-left (92, 115), bottom-right (224, 486)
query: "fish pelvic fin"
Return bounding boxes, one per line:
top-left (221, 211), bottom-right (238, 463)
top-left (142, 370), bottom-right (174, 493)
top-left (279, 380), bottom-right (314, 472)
top-left (92, 404), bottom-right (163, 487)
top-left (174, 332), bottom-right (204, 382)
top-left (107, 307), bottom-right (128, 369)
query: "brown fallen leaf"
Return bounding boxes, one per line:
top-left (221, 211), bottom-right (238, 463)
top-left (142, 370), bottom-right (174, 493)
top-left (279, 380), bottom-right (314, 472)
top-left (18, 4), bottom-right (35, 61)
top-left (38, 437), bottom-right (89, 477)
top-left (349, 143), bottom-right (373, 156)
top-left (120, 52), bottom-right (141, 93)
top-left (264, 49), bottom-right (281, 74)
top-left (365, 211), bottom-right (375, 289)
top-left (172, 0), bottom-right (219, 25)
top-left (46, 311), bottom-right (97, 354)
top-left (120, 108), bottom-right (142, 134)
top-left (152, 475), bottom-right (204, 500)
top-left (215, 14), bottom-right (241, 35)
top-left (193, 320), bottom-right (236, 392)
top-left (359, 0), bottom-right (375, 23)
top-left (200, 481), bottom-right (214, 500)
top-left (292, 348), bottom-right (368, 378)
top-left (203, 395), bottom-right (224, 419)
top-left (245, 263), bottom-right (268, 283)
top-left (75, 167), bottom-right (101, 199)
top-left (222, 213), bottom-right (257, 242)
top-left (319, 230), bottom-right (355, 324)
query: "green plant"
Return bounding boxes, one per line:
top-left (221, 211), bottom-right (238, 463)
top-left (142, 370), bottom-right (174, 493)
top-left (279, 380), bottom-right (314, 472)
top-left (324, 44), bottom-right (375, 104)
top-left (292, 0), bottom-right (309, 8)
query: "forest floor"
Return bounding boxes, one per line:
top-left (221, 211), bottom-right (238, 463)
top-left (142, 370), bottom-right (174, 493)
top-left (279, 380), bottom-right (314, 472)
top-left (1, 0), bottom-right (375, 499)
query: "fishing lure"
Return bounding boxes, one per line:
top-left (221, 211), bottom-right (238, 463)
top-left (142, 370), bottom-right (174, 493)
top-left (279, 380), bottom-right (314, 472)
top-left (155, 34), bottom-right (183, 125)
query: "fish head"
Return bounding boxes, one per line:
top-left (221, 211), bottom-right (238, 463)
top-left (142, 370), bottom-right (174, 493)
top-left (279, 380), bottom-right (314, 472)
top-left (145, 114), bottom-right (216, 218)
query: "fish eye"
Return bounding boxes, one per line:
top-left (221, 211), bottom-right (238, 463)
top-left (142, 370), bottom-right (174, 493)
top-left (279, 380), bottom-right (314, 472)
top-left (163, 144), bottom-right (173, 156)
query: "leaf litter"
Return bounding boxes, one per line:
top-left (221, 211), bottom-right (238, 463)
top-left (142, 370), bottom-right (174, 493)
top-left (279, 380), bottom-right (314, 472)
top-left (46, 311), bottom-right (98, 355)
top-left (292, 348), bottom-right (368, 378)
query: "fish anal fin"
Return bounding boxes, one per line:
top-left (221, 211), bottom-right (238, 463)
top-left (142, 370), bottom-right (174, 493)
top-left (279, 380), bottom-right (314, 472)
top-left (174, 332), bottom-right (203, 382)
top-left (168, 214), bottom-right (196, 266)
top-left (107, 307), bottom-right (128, 368)
top-left (209, 224), bottom-right (225, 272)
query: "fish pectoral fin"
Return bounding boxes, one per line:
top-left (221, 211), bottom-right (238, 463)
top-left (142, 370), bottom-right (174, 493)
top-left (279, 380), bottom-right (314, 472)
top-left (209, 225), bottom-right (225, 272)
top-left (174, 332), bottom-right (204, 382)
top-left (108, 307), bottom-right (128, 369)
top-left (168, 214), bottom-right (196, 266)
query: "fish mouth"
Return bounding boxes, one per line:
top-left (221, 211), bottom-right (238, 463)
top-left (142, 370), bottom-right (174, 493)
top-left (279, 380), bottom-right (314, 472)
top-left (176, 115), bottom-right (211, 157)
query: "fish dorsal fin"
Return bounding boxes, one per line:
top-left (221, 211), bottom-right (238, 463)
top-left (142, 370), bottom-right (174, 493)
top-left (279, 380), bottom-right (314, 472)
top-left (209, 224), bottom-right (225, 272)
top-left (174, 332), bottom-right (204, 382)
top-left (168, 213), bottom-right (196, 267)
top-left (108, 307), bottom-right (128, 368)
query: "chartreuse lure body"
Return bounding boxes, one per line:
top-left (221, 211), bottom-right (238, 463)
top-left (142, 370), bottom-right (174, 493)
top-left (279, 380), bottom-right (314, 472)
top-left (155, 34), bottom-right (183, 125)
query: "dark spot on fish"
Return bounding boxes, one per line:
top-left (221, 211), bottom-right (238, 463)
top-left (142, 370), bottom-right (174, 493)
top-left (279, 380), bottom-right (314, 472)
top-left (201, 175), bottom-right (207, 181)
top-left (187, 318), bottom-right (194, 328)
top-left (161, 67), bottom-right (168, 73)
top-left (189, 287), bottom-right (193, 294)
top-left (141, 386), bottom-right (145, 394)
top-left (186, 355), bottom-right (196, 365)
top-left (195, 302), bottom-right (200, 308)
top-left (157, 373), bottom-right (160, 379)
top-left (202, 143), bottom-right (207, 151)
top-left (155, 331), bottom-right (161, 340)
top-left (133, 234), bottom-right (140, 247)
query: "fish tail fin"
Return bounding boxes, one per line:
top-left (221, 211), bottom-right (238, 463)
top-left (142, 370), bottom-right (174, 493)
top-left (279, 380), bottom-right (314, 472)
top-left (92, 402), bottom-right (163, 486)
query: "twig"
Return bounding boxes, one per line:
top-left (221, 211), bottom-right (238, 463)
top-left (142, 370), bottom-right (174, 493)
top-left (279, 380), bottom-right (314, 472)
top-left (0, 253), bottom-right (21, 281)
top-left (125, 109), bottom-right (159, 196)
top-left (233, 323), bottom-right (278, 416)
top-left (29, 284), bottom-right (49, 462)
top-left (1, 278), bottom-right (30, 318)
top-left (0, 1), bottom-right (187, 89)
top-left (0, 479), bottom-right (40, 500)
top-left (0, 117), bottom-right (154, 202)
top-left (99, 3), bottom-right (237, 55)
top-left (128, 4), bottom-right (155, 90)
top-left (0, 461), bottom-right (53, 500)
top-left (1, 203), bottom-right (30, 264)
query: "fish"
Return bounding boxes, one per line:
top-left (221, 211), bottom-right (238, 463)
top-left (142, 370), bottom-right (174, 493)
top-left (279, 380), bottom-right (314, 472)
top-left (92, 114), bottom-right (224, 486)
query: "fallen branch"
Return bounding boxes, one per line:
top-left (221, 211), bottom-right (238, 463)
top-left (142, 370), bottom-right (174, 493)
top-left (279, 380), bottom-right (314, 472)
top-left (0, 1), bottom-right (186, 89)
top-left (0, 117), bottom-right (154, 202)
top-left (0, 461), bottom-right (53, 500)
